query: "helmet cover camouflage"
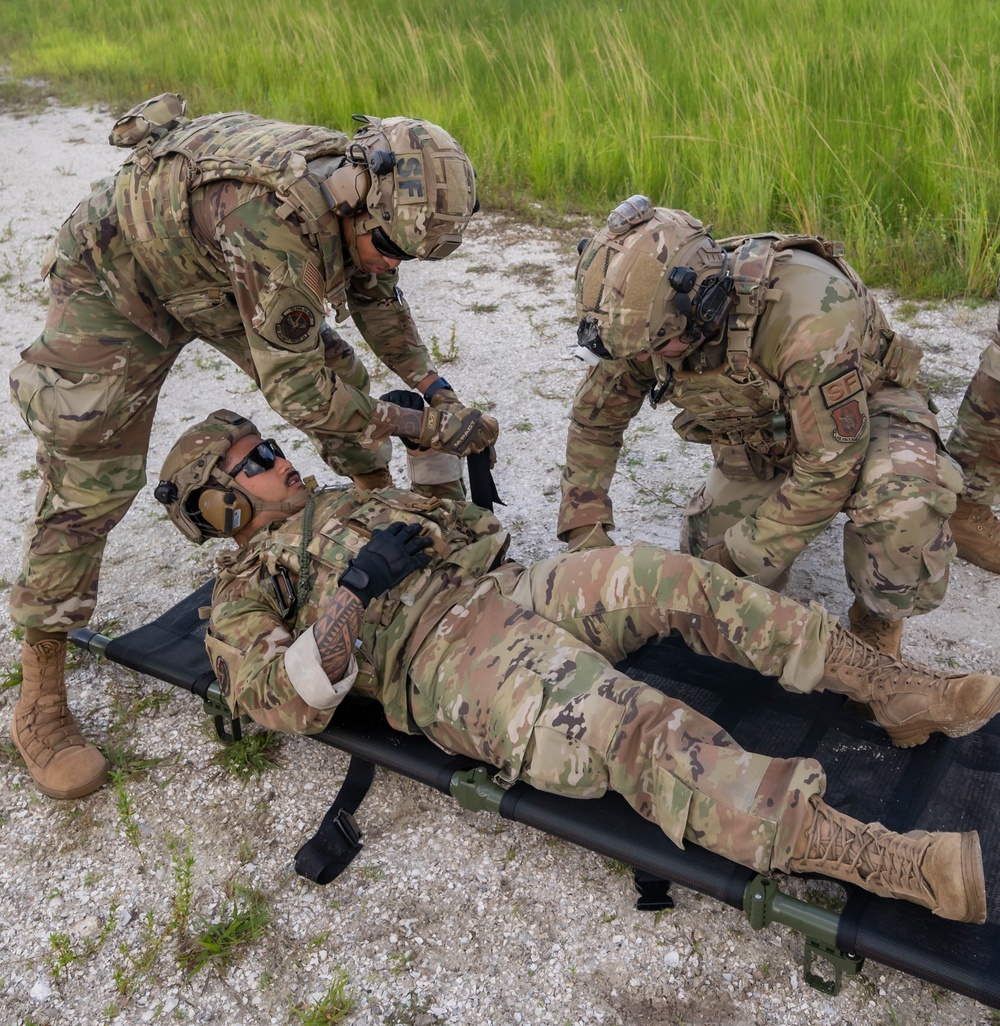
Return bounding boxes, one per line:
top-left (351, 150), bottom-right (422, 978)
top-left (575, 196), bottom-right (725, 360)
top-left (155, 410), bottom-right (260, 543)
top-left (349, 115), bottom-right (477, 260)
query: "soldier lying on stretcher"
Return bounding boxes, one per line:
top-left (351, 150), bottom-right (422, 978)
top-left (154, 408), bottom-right (1000, 924)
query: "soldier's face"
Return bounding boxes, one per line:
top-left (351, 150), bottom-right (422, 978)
top-left (223, 434), bottom-right (304, 504)
top-left (354, 231), bottom-right (403, 275)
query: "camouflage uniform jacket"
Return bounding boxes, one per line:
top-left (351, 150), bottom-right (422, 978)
top-left (21, 111), bottom-right (435, 443)
top-left (560, 238), bottom-right (936, 557)
top-left (205, 488), bottom-right (511, 735)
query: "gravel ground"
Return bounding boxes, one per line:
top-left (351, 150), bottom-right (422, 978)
top-left (2, 90), bottom-right (1000, 1026)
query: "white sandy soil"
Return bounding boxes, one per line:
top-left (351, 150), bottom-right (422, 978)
top-left (1, 92), bottom-right (1000, 1026)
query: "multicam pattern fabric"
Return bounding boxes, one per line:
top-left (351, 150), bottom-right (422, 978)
top-left (9, 109), bottom-right (448, 632)
top-left (560, 243), bottom-right (961, 616)
top-left (208, 487), bottom-right (840, 873)
top-left (948, 331), bottom-right (1000, 504)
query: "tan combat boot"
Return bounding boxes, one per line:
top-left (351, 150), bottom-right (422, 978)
top-left (10, 637), bottom-right (109, 799)
top-left (821, 623), bottom-right (1000, 747)
top-left (787, 795), bottom-right (986, 923)
top-left (847, 597), bottom-right (903, 660)
top-left (950, 496), bottom-right (1000, 574)
top-left (351, 468), bottom-right (393, 491)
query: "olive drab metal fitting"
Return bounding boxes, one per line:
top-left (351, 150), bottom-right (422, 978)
top-left (155, 410), bottom-right (260, 544)
top-left (574, 197), bottom-right (725, 360)
top-left (346, 115), bottom-right (477, 260)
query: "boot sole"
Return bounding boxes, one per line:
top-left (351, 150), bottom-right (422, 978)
top-left (950, 832), bottom-right (987, 925)
top-left (884, 682), bottom-right (1000, 748)
top-left (9, 719), bottom-right (110, 800)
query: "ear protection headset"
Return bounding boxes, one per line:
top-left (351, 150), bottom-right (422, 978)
top-left (195, 483), bottom-right (254, 537)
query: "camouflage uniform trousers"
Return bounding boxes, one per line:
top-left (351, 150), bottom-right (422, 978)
top-left (947, 335), bottom-right (1000, 503)
top-left (406, 543), bottom-right (833, 874)
top-left (8, 264), bottom-right (388, 633)
top-left (680, 407), bottom-right (961, 620)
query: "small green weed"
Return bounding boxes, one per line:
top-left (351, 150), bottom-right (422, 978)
top-left (210, 728), bottom-right (282, 780)
top-left (469, 301), bottom-right (500, 314)
top-left (46, 904), bottom-right (119, 980)
top-left (0, 661), bottom-right (22, 692)
top-left (178, 883), bottom-right (270, 976)
top-left (109, 770), bottom-right (142, 855)
top-left (291, 968), bottom-right (355, 1024)
top-left (430, 325), bottom-right (460, 364)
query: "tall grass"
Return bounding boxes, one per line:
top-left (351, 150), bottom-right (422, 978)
top-left (3, 0), bottom-right (1000, 295)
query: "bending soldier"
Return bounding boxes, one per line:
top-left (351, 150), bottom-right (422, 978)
top-left (8, 93), bottom-right (497, 800)
top-left (947, 324), bottom-right (1000, 573)
top-left (559, 196), bottom-right (962, 662)
top-left (153, 408), bottom-right (1000, 923)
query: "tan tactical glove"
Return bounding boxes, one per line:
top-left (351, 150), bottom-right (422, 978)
top-left (417, 404), bottom-right (499, 457)
top-left (699, 541), bottom-right (745, 576)
top-left (566, 524), bottom-right (615, 551)
top-left (428, 387), bottom-right (464, 412)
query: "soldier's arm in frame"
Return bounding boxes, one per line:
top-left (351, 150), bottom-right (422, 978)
top-left (347, 271), bottom-right (439, 389)
top-left (206, 566), bottom-right (359, 735)
top-left (557, 358), bottom-right (651, 540)
top-left (726, 342), bottom-right (870, 581)
top-left (213, 191), bottom-right (403, 444)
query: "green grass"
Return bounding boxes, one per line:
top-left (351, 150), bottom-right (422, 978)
top-left (2, 0), bottom-right (1000, 295)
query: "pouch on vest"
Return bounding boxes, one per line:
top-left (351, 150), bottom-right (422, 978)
top-left (876, 330), bottom-right (923, 391)
top-left (109, 93), bottom-right (189, 148)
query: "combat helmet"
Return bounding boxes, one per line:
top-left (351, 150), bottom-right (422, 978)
top-left (154, 410), bottom-right (303, 543)
top-left (320, 115), bottom-right (477, 261)
top-left (574, 195), bottom-right (731, 360)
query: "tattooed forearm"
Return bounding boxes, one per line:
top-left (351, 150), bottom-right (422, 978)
top-left (313, 587), bottom-right (365, 681)
top-left (393, 408), bottom-right (423, 440)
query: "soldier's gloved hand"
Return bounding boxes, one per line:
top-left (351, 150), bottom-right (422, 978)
top-left (699, 542), bottom-right (745, 576)
top-left (566, 524), bottom-right (615, 551)
top-left (380, 390), bottom-right (428, 451)
top-left (338, 522), bottom-right (433, 608)
top-left (428, 387), bottom-right (463, 412)
top-left (416, 404), bottom-right (499, 457)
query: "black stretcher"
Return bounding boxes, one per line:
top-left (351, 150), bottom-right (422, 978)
top-left (69, 579), bottom-right (1000, 1009)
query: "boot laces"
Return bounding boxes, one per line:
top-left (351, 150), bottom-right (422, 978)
top-left (810, 803), bottom-right (924, 894)
top-left (831, 627), bottom-right (946, 696)
top-left (17, 693), bottom-right (87, 759)
top-left (969, 502), bottom-right (1000, 539)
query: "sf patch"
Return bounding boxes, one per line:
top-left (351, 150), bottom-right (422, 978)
top-left (831, 399), bottom-right (868, 443)
top-left (275, 305), bottom-right (316, 345)
top-left (820, 369), bottom-right (863, 409)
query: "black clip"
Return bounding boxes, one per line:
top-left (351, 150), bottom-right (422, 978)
top-left (270, 565), bottom-right (297, 620)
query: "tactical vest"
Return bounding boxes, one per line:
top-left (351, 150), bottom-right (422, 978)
top-left (215, 488), bottom-right (511, 731)
top-left (114, 111), bottom-right (351, 338)
top-left (665, 234), bottom-right (923, 471)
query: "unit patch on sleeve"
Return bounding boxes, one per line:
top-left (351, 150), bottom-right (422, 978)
top-left (275, 305), bottom-right (317, 345)
top-left (831, 399), bottom-right (867, 443)
top-left (820, 369), bottom-right (864, 409)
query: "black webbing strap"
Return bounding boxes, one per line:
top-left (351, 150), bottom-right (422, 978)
top-left (467, 450), bottom-right (503, 511)
top-left (294, 756), bottom-right (376, 884)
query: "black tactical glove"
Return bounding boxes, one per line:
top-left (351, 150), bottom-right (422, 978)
top-left (338, 522), bottom-right (433, 608)
top-left (416, 404), bottom-right (500, 457)
top-left (380, 390), bottom-right (427, 451)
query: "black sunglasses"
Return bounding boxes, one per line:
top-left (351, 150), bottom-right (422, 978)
top-left (229, 439), bottom-right (284, 478)
top-left (370, 227), bottom-right (414, 261)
